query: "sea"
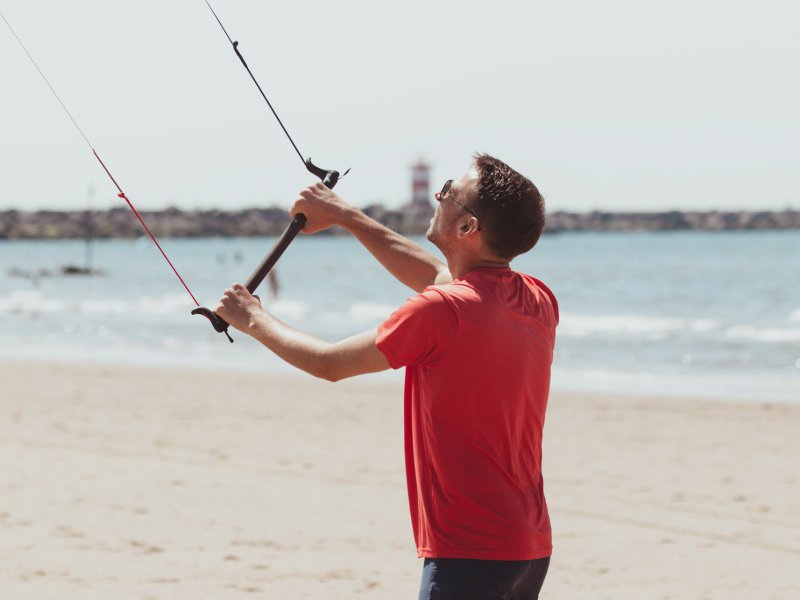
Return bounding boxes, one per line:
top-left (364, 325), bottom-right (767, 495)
top-left (1, 231), bottom-right (798, 403)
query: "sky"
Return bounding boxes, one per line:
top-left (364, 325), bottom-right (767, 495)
top-left (1, 0), bottom-right (798, 213)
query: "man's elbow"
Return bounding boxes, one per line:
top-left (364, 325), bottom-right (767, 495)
top-left (314, 354), bottom-right (348, 383)
top-left (319, 367), bottom-right (354, 383)
top-left (311, 335), bottom-right (386, 382)
top-left (316, 356), bottom-right (367, 383)
top-left (317, 366), bottom-right (343, 383)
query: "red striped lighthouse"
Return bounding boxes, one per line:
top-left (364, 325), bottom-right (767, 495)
top-left (411, 159), bottom-right (431, 208)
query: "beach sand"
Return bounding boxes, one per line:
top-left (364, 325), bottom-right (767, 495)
top-left (1, 361), bottom-right (798, 599)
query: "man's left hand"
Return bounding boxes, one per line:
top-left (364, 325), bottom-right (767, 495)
top-left (215, 283), bottom-right (263, 333)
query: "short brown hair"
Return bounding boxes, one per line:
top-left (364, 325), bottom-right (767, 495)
top-left (471, 153), bottom-right (546, 259)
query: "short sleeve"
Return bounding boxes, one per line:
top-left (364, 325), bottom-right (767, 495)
top-left (376, 288), bottom-right (458, 369)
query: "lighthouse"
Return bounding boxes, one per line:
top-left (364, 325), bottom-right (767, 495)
top-left (410, 159), bottom-right (432, 208)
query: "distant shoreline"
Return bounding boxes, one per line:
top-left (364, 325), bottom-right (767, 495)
top-left (1, 206), bottom-right (798, 239)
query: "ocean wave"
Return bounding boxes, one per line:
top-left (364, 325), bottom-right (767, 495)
top-left (725, 325), bottom-right (800, 343)
top-left (80, 295), bottom-right (190, 314)
top-left (0, 288), bottom-right (395, 332)
top-left (268, 300), bottom-right (395, 327)
top-left (270, 299), bottom-right (310, 320)
top-left (7, 285), bottom-right (799, 349)
top-left (0, 290), bottom-right (193, 315)
top-left (558, 312), bottom-right (800, 345)
top-left (551, 366), bottom-right (800, 403)
top-left (347, 302), bottom-right (397, 323)
top-left (0, 290), bottom-right (69, 313)
top-left (558, 312), bottom-right (721, 339)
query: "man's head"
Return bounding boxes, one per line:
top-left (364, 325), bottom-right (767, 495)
top-left (427, 154), bottom-right (545, 261)
top-left (470, 153), bottom-right (546, 260)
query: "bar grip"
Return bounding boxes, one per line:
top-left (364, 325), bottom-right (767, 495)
top-left (193, 163), bottom-right (341, 342)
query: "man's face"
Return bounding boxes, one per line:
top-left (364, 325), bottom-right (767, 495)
top-left (426, 168), bottom-right (480, 251)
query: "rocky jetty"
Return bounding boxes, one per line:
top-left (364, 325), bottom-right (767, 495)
top-left (1, 206), bottom-right (798, 240)
top-left (0, 207), bottom-right (293, 240)
top-left (545, 210), bottom-right (800, 232)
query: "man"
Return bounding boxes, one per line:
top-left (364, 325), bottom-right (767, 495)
top-left (216, 153), bottom-right (558, 599)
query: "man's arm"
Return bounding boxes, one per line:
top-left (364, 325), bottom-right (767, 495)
top-left (291, 182), bottom-right (452, 292)
top-left (217, 284), bottom-right (391, 381)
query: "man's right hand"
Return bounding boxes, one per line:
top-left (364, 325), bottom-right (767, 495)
top-left (290, 182), bottom-right (353, 234)
top-left (290, 179), bottom-right (449, 292)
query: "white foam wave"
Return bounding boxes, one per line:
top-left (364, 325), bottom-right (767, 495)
top-left (0, 290), bottom-right (393, 333)
top-left (0, 290), bottom-right (69, 313)
top-left (559, 312), bottom-right (800, 344)
top-left (552, 366), bottom-right (800, 403)
top-left (136, 295), bottom-right (191, 314)
top-left (559, 312), bottom-right (720, 339)
top-left (79, 298), bottom-right (130, 314)
top-left (270, 299), bottom-right (310, 320)
top-left (266, 300), bottom-right (394, 329)
top-left (725, 325), bottom-right (800, 343)
top-left (347, 302), bottom-right (396, 323)
top-left (0, 290), bottom-right (193, 315)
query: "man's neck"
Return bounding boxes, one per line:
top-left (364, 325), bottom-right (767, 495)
top-left (447, 257), bottom-right (510, 280)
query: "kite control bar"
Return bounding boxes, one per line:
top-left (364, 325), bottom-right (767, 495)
top-left (191, 163), bottom-right (342, 342)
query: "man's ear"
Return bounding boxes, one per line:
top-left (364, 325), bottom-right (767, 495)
top-left (457, 217), bottom-right (480, 238)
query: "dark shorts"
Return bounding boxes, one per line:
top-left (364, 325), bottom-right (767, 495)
top-left (418, 556), bottom-right (550, 600)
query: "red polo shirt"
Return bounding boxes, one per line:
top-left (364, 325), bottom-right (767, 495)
top-left (376, 267), bottom-right (558, 560)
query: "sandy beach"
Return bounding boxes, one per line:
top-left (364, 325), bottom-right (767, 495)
top-left (1, 360), bottom-right (798, 599)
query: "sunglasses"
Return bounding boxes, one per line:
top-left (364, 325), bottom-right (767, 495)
top-left (435, 179), bottom-right (480, 224)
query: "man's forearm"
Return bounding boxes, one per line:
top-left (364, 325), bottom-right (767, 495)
top-left (245, 311), bottom-right (389, 382)
top-left (245, 311), bottom-right (336, 380)
top-left (340, 208), bottom-right (451, 292)
top-left (290, 182), bottom-right (451, 291)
